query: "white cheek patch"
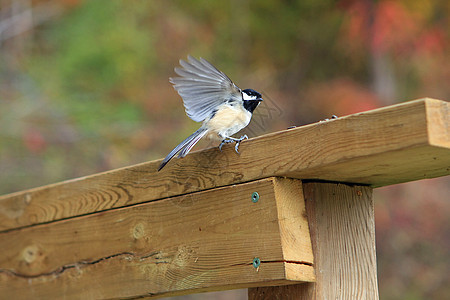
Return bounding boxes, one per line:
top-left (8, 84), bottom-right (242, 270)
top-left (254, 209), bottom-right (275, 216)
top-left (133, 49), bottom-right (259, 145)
top-left (242, 92), bottom-right (257, 101)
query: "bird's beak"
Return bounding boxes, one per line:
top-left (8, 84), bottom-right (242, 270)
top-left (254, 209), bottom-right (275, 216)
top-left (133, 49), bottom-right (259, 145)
top-left (258, 97), bottom-right (263, 102)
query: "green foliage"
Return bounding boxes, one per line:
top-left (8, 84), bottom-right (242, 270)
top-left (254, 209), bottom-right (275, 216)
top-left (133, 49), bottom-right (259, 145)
top-left (1, 3), bottom-right (449, 298)
top-left (32, 1), bottom-right (154, 134)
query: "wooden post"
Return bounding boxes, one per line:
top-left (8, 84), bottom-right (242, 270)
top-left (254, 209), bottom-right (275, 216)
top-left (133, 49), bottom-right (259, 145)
top-left (248, 182), bottom-right (378, 299)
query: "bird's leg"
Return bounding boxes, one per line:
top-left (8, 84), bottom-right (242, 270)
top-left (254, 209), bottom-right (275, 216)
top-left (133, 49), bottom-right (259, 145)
top-left (219, 135), bottom-right (248, 154)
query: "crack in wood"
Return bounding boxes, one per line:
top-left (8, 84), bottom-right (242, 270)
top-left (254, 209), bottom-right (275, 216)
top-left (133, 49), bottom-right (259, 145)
top-left (105, 292), bottom-right (158, 300)
top-left (230, 259), bottom-right (314, 268)
top-left (0, 251), bottom-right (163, 279)
top-left (262, 259), bottom-right (314, 267)
top-left (0, 250), bottom-right (314, 281)
top-left (104, 260), bottom-right (315, 300)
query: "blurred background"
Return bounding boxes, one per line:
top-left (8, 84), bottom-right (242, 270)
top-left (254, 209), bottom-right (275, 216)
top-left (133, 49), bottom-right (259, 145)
top-left (0, 0), bottom-right (448, 299)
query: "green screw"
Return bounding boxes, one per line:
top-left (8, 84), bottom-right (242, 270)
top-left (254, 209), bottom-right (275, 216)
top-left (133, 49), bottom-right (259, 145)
top-left (252, 257), bottom-right (261, 268)
top-left (252, 192), bottom-right (259, 203)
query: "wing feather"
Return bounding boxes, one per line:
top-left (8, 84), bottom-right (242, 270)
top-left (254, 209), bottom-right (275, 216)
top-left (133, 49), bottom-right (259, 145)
top-left (170, 55), bottom-right (242, 122)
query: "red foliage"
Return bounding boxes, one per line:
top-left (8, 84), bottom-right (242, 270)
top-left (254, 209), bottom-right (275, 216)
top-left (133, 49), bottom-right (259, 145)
top-left (304, 78), bottom-right (380, 115)
top-left (23, 128), bottom-right (46, 153)
top-left (341, 0), bottom-right (446, 57)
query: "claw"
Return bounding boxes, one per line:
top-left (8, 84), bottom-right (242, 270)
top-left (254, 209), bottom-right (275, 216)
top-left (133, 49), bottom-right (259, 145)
top-left (218, 135), bottom-right (249, 154)
top-left (234, 135), bottom-right (248, 154)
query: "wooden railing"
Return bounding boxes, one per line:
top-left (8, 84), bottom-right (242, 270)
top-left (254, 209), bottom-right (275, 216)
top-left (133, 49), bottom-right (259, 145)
top-left (0, 98), bottom-right (448, 299)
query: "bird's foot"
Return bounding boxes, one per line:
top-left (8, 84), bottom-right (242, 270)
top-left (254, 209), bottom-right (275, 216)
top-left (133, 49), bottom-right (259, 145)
top-left (219, 135), bottom-right (248, 154)
top-left (219, 139), bottom-right (233, 151)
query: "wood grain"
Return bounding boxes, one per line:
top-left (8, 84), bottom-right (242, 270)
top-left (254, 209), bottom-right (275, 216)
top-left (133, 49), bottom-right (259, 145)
top-left (0, 98), bottom-right (448, 231)
top-left (249, 182), bottom-right (378, 300)
top-left (0, 178), bottom-right (314, 299)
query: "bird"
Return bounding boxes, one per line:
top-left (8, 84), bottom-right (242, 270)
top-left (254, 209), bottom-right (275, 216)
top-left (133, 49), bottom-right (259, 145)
top-left (158, 55), bottom-right (263, 171)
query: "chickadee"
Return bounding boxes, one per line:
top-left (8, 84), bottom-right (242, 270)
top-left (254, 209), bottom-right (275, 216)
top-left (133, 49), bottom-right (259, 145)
top-left (158, 55), bottom-right (263, 171)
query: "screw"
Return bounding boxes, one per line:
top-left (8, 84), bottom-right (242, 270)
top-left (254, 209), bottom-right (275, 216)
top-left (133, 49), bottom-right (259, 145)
top-left (252, 192), bottom-right (259, 203)
top-left (252, 257), bottom-right (261, 268)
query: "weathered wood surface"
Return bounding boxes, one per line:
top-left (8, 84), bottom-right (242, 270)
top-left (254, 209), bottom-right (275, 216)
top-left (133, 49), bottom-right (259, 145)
top-left (0, 178), bottom-right (314, 299)
top-left (249, 182), bottom-right (378, 300)
top-left (0, 98), bottom-right (448, 231)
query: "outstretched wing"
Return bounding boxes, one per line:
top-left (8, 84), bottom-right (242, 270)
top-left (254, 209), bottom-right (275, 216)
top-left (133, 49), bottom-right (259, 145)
top-left (170, 55), bottom-right (242, 122)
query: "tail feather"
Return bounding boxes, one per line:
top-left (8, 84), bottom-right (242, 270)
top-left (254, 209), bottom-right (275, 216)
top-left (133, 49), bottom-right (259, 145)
top-left (178, 129), bottom-right (207, 158)
top-left (158, 127), bottom-right (208, 171)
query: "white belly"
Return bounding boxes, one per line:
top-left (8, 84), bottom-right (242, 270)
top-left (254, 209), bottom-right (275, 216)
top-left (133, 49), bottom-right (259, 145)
top-left (205, 104), bottom-right (251, 140)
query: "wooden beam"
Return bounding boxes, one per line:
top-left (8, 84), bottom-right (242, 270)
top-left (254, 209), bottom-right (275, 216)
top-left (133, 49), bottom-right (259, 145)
top-left (0, 178), bottom-right (314, 299)
top-left (0, 98), bottom-right (448, 231)
top-left (248, 182), bottom-right (378, 299)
